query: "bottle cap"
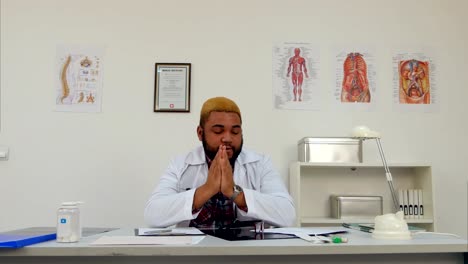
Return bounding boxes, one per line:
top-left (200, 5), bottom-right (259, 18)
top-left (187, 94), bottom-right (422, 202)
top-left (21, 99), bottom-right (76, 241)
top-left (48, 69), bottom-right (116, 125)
top-left (332, 236), bottom-right (348, 243)
top-left (61, 201), bottom-right (84, 207)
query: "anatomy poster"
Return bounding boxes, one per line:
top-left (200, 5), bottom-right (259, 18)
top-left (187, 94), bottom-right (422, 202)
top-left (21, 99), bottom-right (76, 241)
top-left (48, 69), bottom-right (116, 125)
top-left (332, 48), bottom-right (377, 111)
top-left (55, 45), bottom-right (104, 112)
top-left (392, 50), bottom-right (438, 112)
top-left (272, 42), bottom-right (321, 110)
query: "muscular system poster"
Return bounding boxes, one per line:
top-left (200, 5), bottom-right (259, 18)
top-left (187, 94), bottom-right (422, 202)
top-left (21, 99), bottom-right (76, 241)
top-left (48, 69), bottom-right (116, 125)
top-left (272, 42), bottom-right (321, 110)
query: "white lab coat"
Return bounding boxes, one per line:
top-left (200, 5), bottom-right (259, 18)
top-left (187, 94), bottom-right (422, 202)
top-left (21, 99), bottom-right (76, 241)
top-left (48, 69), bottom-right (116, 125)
top-left (144, 146), bottom-right (296, 227)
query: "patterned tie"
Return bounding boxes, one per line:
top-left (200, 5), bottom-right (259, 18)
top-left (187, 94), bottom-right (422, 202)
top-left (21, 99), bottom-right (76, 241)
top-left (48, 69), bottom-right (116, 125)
top-left (190, 192), bottom-right (235, 228)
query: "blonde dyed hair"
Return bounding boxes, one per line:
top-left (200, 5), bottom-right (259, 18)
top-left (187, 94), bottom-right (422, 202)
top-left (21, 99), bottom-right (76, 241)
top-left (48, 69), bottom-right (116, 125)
top-left (199, 97), bottom-right (242, 127)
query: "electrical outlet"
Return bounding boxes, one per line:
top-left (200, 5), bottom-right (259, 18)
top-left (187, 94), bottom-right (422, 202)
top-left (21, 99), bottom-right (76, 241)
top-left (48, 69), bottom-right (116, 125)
top-left (0, 146), bottom-right (9, 161)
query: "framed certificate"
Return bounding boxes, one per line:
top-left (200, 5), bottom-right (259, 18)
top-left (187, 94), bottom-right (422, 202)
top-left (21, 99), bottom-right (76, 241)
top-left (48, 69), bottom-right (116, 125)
top-left (154, 63), bottom-right (191, 112)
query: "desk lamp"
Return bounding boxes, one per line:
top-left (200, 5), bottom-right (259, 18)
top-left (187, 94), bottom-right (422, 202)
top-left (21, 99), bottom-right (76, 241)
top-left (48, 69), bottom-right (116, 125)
top-left (351, 126), bottom-right (399, 212)
top-left (352, 126), bottom-right (411, 239)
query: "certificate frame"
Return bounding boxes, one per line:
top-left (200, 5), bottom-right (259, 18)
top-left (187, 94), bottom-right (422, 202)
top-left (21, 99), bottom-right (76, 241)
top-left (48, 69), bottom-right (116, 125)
top-left (154, 63), bottom-right (191, 112)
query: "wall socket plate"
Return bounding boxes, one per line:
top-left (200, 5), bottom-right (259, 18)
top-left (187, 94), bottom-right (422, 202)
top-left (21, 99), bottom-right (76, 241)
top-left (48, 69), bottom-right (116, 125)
top-left (0, 146), bottom-right (9, 161)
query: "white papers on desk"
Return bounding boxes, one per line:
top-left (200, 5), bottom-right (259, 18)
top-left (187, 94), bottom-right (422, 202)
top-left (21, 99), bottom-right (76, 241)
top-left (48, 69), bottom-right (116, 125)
top-left (137, 227), bottom-right (204, 236)
top-left (90, 235), bottom-right (205, 246)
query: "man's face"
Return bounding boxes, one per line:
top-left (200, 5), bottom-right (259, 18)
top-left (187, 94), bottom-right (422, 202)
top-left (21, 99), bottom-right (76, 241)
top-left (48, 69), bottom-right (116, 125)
top-left (197, 111), bottom-right (243, 165)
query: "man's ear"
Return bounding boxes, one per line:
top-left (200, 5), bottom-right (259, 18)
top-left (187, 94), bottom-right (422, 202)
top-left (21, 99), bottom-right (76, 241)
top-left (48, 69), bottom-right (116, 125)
top-left (197, 126), bottom-right (203, 141)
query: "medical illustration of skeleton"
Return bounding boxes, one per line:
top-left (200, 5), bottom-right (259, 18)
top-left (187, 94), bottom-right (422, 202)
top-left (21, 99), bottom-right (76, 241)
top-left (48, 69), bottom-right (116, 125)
top-left (58, 55), bottom-right (99, 105)
top-left (56, 45), bottom-right (104, 112)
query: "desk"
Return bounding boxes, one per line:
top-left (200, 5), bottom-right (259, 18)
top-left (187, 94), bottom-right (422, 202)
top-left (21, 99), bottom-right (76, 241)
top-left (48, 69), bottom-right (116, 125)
top-left (0, 228), bottom-right (467, 264)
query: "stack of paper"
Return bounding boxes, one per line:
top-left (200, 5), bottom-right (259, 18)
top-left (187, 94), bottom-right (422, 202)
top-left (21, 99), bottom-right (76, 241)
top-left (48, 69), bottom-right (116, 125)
top-left (91, 227), bottom-right (206, 246)
top-left (90, 236), bottom-right (205, 245)
top-left (136, 227), bottom-right (204, 236)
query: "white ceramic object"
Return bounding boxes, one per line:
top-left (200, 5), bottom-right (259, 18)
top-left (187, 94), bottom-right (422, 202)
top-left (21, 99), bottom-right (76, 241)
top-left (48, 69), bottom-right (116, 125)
top-left (372, 211), bottom-right (411, 240)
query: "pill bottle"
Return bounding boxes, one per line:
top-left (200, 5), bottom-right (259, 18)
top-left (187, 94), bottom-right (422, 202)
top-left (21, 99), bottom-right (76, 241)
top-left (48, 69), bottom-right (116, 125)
top-left (56, 201), bottom-right (83, 243)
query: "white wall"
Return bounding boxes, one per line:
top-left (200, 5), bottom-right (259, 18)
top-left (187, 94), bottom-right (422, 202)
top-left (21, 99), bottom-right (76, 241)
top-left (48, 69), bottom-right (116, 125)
top-left (1, 0), bottom-right (467, 238)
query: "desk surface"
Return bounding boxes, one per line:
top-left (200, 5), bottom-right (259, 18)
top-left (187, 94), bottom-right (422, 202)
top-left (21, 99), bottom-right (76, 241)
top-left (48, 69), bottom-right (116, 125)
top-left (0, 228), bottom-right (467, 257)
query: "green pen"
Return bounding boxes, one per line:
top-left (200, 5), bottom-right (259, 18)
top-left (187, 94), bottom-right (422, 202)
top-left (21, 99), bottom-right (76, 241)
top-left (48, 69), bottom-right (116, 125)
top-left (331, 236), bottom-right (348, 243)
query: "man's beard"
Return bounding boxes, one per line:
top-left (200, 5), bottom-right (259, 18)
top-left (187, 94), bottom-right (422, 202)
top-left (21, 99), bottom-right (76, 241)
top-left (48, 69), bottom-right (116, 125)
top-left (202, 132), bottom-right (243, 169)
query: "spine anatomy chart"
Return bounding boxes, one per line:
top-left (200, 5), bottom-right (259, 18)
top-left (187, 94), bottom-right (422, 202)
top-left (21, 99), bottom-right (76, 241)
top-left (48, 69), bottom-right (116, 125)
top-left (55, 45), bottom-right (104, 113)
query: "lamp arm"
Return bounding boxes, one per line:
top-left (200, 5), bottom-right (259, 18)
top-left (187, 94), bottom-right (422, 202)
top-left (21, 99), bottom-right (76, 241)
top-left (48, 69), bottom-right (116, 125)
top-left (376, 138), bottom-right (400, 212)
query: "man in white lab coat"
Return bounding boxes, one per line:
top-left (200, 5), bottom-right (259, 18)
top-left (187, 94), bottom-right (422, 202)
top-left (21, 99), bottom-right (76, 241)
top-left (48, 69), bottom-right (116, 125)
top-left (144, 97), bottom-right (296, 228)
